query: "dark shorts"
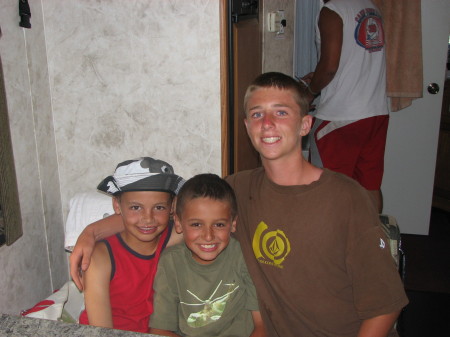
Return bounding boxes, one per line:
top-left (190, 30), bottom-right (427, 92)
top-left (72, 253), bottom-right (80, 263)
top-left (310, 115), bottom-right (389, 190)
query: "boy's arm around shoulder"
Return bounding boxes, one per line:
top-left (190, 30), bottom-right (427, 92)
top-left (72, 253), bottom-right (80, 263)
top-left (70, 214), bottom-right (124, 290)
top-left (82, 241), bottom-right (113, 328)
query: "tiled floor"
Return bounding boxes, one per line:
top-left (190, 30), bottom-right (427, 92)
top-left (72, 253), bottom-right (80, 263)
top-left (396, 208), bottom-right (450, 337)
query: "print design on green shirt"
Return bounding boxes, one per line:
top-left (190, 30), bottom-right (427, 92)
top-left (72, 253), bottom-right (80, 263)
top-left (180, 280), bottom-right (239, 328)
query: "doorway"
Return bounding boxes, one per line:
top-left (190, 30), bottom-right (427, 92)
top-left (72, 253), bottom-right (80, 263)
top-left (220, 0), bottom-right (261, 177)
top-left (382, 1), bottom-right (450, 235)
top-left (432, 41), bottom-right (450, 213)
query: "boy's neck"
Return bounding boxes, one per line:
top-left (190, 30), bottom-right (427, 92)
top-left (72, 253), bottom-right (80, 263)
top-left (262, 156), bottom-right (323, 186)
top-left (119, 231), bottom-right (161, 256)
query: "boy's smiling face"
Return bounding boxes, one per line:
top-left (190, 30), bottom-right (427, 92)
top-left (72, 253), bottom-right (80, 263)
top-left (175, 197), bottom-right (237, 265)
top-left (244, 87), bottom-right (311, 164)
top-left (113, 190), bottom-right (172, 253)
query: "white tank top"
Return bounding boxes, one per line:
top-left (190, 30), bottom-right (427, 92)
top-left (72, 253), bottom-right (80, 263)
top-left (315, 0), bottom-right (389, 121)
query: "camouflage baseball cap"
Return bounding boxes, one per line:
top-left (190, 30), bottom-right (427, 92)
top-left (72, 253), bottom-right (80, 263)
top-left (97, 157), bottom-right (185, 196)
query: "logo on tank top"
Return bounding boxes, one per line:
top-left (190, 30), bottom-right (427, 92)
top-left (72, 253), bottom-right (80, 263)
top-left (354, 8), bottom-right (385, 52)
top-left (252, 221), bottom-right (291, 268)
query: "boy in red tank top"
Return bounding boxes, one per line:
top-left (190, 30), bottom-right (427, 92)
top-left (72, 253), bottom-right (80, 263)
top-left (78, 157), bottom-right (184, 333)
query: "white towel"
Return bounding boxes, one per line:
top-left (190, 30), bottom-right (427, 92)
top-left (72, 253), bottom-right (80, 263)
top-left (64, 192), bottom-right (114, 251)
top-left (21, 281), bottom-right (84, 323)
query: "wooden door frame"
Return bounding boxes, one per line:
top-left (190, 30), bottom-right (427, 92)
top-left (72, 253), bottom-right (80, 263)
top-left (220, 0), bottom-right (231, 178)
top-left (219, 0), bottom-right (262, 177)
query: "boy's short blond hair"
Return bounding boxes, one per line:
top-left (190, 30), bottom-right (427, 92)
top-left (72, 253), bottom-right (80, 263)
top-left (244, 72), bottom-right (309, 117)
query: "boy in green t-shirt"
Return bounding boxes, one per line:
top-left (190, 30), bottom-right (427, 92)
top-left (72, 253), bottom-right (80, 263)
top-left (149, 174), bottom-right (266, 337)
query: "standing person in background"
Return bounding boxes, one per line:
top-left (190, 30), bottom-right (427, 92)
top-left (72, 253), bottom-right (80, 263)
top-left (302, 0), bottom-right (389, 212)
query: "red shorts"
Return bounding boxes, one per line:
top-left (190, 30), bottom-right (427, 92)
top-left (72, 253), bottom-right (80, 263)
top-left (311, 115), bottom-right (389, 190)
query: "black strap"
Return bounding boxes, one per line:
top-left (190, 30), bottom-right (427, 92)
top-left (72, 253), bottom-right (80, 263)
top-left (19, 0), bottom-right (31, 29)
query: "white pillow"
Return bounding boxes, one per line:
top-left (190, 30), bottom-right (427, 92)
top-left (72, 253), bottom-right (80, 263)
top-left (64, 192), bottom-right (114, 251)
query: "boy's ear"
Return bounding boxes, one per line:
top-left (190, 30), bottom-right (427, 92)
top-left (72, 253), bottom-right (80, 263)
top-left (174, 214), bottom-right (183, 234)
top-left (172, 196), bottom-right (177, 214)
top-left (231, 216), bottom-right (237, 233)
top-left (300, 114), bottom-right (313, 136)
top-left (112, 197), bottom-right (122, 215)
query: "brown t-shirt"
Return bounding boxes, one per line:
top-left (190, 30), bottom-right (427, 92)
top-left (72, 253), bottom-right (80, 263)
top-left (227, 168), bottom-right (408, 337)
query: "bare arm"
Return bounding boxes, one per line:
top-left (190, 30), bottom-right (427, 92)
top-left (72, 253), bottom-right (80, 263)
top-left (357, 311), bottom-right (400, 337)
top-left (149, 328), bottom-right (182, 337)
top-left (83, 242), bottom-right (114, 328)
top-left (304, 7), bottom-right (343, 102)
top-left (69, 214), bottom-right (124, 290)
top-left (249, 311), bottom-right (267, 337)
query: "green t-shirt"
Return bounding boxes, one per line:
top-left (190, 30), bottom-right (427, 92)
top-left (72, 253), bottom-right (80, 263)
top-left (150, 237), bottom-right (258, 337)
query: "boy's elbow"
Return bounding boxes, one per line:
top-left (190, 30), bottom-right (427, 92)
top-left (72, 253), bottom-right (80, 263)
top-left (326, 69), bottom-right (338, 81)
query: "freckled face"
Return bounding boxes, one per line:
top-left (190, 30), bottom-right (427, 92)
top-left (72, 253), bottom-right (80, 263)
top-left (113, 191), bottom-right (172, 252)
top-left (244, 87), bottom-right (311, 164)
top-left (175, 197), bottom-right (236, 265)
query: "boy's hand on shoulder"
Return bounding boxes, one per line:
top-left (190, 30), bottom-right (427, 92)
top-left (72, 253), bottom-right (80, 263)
top-left (69, 226), bottom-right (96, 290)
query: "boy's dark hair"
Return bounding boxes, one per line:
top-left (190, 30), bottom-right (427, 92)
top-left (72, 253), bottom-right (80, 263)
top-left (175, 174), bottom-right (237, 219)
top-left (243, 72), bottom-right (309, 117)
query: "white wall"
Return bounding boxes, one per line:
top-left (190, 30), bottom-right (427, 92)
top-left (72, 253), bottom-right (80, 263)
top-left (0, 0), bottom-right (57, 315)
top-left (0, 0), bottom-right (221, 315)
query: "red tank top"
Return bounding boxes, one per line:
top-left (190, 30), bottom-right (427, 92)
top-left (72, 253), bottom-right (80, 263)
top-left (79, 225), bottom-right (170, 332)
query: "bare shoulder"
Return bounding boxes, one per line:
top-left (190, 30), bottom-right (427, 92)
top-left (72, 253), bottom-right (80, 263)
top-left (83, 241), bottom-right (112, 285)
top-left (319, 6), bottom-right (343, 28)
top-left (90, 241), bottom-right (111, 269)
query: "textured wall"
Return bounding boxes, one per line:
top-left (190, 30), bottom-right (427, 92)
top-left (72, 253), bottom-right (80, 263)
top-left (0, 0), bottom-right (56, 315)
top-left (0, 0), bottom-right (292, 315)
top-left (44, 0), bottom-right (222, 215)
top-left (0, 0), bottom-right (221, 315)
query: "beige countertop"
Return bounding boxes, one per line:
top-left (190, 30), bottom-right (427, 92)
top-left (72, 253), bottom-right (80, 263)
top-left (0, 314), bottom-right (163, 337)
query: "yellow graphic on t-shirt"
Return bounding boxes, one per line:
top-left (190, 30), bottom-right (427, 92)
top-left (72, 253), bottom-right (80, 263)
top-left (181, 280), bottom-right (239, 328)
top-left (252, 221), bottom-right (291, 268)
